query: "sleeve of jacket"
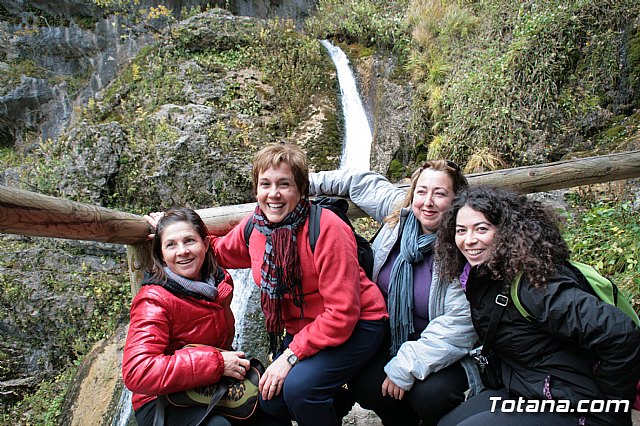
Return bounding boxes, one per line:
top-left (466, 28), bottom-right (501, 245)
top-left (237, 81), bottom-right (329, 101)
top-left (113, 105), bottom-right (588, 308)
top-left (522, 273), bottom-right (640, 400)
top-left (309, 169), bottom-right (406, 222)
top-left (122, 289), bottom-right (226, 396)
top-left (218, 269), bottom-right (236, 349)
top-left (383, 280), bottom-right (478, 390)
top-left (288, 212), bottom-right (363, 359)
top-left (210, 215), bottom-right (253, 270)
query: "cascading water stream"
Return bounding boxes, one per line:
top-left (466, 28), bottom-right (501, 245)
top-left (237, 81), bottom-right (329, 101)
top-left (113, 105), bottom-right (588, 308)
top-left (111, 388), bottom-right (132, 426)
top-left (320, 39), bottom-right (372, 171)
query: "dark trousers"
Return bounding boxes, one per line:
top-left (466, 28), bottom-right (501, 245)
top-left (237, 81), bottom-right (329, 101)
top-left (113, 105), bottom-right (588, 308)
top-left (437, 389), bottom-right (588, 426)
top-left (259, 319), bottom-right (386, 426)
top-left (348, 329), bottom-right (468, 426)
top-left (135, 399), bottom-right (232, 426)
top-left (135, 397), bottom-right (288, 426)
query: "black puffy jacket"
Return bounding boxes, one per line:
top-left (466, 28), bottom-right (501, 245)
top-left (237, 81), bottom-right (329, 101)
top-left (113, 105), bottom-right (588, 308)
top-left (466, 263), bottom-right (640, 426)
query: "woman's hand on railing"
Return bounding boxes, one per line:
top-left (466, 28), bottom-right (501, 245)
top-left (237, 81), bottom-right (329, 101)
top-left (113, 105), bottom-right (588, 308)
top-left (143, 212), bottom-right (164, 240)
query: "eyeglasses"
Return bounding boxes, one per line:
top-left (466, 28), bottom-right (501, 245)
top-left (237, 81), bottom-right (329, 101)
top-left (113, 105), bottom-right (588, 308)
top-left (445, 160), bottom-right (461, 171)
top-left (418, 159), bottom-right (461, 174)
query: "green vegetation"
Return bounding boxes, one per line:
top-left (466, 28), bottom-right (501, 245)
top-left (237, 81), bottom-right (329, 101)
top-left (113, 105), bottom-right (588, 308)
top-left (406, 0), bottom-right (640, 167)
top-left (0, 59), bottom-right (49, 96)
top-left (0, 237), bottom-right (130, 423)
top-left (3, 2), bottom-right (640, 422)
top-left (15, 9), bottom-right (337, 213)
top-left (0, 367), bottom-right (76, 425)
top-left (305, 0), bottom-right (640, 171)
top-left (306, 0), bottom-right (410, 53)
top-left (564, 186), bottom-right (640, 312)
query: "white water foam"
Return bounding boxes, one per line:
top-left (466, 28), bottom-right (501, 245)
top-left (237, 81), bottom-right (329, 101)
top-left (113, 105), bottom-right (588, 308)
top-left (320, 39), bottom-right (372, 171)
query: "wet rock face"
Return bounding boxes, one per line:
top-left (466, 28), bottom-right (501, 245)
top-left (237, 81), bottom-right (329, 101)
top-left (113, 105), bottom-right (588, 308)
top-left (353, 54), bottom-right (414, 177)
top-left (0, 234), bottom-right (129, 408)
top-left (0, 0), bottom-right (317, 150)
top-left (0, 1), bottom-right (150, 149)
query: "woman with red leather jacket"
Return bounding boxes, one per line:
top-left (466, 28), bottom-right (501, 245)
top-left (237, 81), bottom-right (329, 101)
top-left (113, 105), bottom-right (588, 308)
top-left (122, 208), bottom-right (247, 426)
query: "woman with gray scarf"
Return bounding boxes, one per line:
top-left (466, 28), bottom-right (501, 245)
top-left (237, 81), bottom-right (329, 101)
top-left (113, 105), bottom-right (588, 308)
top-left (309, 161), bottom-right (481, 426)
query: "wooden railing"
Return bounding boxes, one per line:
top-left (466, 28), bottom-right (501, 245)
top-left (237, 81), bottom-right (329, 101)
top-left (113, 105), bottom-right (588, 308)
top-left (2, 150), bottom-right (640, 293)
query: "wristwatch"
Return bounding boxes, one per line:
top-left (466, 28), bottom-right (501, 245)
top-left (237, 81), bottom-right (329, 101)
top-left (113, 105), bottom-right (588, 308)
top-left (283, 348), bottom-right (299, 366)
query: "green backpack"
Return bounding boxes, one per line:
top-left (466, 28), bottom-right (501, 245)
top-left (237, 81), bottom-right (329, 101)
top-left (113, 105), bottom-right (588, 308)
top-left (510, 260), bottom-right (640, 326)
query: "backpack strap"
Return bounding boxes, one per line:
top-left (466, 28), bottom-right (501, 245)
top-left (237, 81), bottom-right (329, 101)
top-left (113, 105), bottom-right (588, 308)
top-left (307, 203), bottom-right (322, 253)
top-left (568, 260), bottom-right (640, 326)
top-left (510, 271), bottom-right (532, 321)
top-left (244, 217), bottom-right (254, 248)
top-left (476, 293), bottom-right (510, 361)
top-left (567, 260), bottom-right (616, 304)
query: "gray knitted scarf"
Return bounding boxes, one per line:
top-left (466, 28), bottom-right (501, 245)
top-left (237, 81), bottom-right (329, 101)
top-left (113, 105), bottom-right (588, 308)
top-left (388, 213), bottom-right (437, 355)
top-left (163, 266), bottom-right (219, 300)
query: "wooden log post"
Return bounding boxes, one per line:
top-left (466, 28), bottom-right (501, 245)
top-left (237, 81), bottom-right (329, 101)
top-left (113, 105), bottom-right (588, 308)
top-left (465, 150), bottom-right (640, 193)
top-left (0, 185), bottom-right (152, 293)
top-left (197, 150), bottom-right (640, 223)
top-left (0, 185), bottom-right (149, 243)
top-left (2, 150), bottom-right (640, 295)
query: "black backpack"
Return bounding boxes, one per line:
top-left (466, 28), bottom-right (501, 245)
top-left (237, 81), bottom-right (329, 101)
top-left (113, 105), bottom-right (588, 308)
top-left (243, 196), bottom-right (374, 280)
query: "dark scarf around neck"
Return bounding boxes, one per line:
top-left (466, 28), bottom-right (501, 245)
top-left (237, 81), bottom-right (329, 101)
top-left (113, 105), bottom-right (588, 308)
top-left (252, 198), bottom-right (310, 356)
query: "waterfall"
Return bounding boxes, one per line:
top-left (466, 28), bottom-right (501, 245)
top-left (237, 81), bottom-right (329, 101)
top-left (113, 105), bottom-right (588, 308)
top-left (320, 40), bottom-right (372, 171)
top-left (228, 268), bottom-right (256, 351)
top-left (111, 387), bottom-right (132, 426)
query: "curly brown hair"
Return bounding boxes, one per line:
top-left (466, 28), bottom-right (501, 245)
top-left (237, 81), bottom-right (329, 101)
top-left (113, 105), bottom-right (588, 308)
top-left (436, 186), bottom-right (569, 288)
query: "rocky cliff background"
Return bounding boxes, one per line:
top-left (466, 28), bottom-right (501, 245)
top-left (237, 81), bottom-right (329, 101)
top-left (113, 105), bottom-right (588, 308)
top-left (0, 1), bottom-right (403, 423)
top-left (1, 0), bottom-right (639, 424)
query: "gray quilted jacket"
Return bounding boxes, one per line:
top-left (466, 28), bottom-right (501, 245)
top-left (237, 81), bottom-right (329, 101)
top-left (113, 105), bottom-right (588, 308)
top-left (309, 169), bottom-right (482, 395)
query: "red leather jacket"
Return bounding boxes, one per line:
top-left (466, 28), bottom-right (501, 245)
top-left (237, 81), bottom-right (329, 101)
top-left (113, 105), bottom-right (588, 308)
top-left (122, 269), bottom-right (234, 411)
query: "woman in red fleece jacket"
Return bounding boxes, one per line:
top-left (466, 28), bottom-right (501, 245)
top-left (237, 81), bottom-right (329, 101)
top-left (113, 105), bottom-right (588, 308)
top-left (122, 208), bottom-right (248, 426)
top-left (211, 144), bottom-right (388, 426)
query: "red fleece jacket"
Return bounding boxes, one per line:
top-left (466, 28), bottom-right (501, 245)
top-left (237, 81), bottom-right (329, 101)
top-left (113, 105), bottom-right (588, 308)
top-left (211, 209), bottom-right (388, 360)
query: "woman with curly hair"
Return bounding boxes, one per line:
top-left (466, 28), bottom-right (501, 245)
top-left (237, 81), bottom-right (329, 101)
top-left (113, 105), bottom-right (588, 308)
top-left (436, 186), bottom-right (640, 426)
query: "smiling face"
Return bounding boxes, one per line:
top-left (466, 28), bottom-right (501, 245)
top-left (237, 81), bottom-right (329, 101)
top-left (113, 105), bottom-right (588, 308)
top-left (455, 205), bottom-right (497, 266)
top-left (256, 162), bottom-right (302, 224)
top-left (160, 221), bottom-right (210, 280)
top-left (411, 169), bottom-right (455, 234)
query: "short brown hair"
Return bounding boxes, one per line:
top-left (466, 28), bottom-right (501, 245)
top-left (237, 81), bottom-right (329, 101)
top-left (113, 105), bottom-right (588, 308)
top-left (252, 143), bottom-right (309, 197)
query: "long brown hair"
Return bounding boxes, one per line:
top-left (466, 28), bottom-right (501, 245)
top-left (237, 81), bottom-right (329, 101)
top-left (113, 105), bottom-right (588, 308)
top-left (150, 208), bottom-right (217, 282)
top-left (436, 186), bottom-right (570, 288)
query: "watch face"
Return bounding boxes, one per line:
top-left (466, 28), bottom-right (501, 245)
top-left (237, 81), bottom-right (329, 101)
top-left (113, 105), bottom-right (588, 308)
top-left (287, 353), bottom-right (298, 365)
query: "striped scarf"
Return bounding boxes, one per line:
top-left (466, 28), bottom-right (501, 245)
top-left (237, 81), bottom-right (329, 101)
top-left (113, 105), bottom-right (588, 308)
top-left (163, 266), bottom-right (219, 300)
top-left (388, 213), bottom-right (437, 355)
top-left (252, 199), bottom-right (310, 355)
